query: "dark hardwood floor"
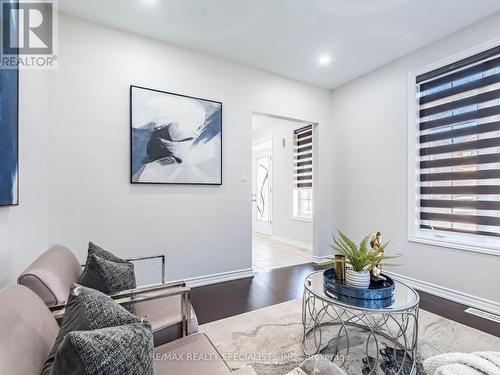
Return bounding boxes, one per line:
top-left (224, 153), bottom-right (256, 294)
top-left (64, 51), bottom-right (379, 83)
top-left (417, 289), bottom-right (500, 337)
top-left (191, 263), bottom-right (500, 337)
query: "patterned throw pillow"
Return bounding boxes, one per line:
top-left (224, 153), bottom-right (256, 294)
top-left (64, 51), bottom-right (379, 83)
top-left (79, 254), bottom-right (136, 313)
top-left (41, 285), bottom-right (145, 375)
top-left (86, 242), bottom-right (128, 264)
top-left (79, 254), bottom-right (136, 294)
top-left (50, 322), bottom-right (154, 375)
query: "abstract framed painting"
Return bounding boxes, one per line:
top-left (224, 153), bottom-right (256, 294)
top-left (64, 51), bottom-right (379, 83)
top-left (130, 85), bottom-right (222, 185)
top-left (0, 10), bottom-right (19, 206)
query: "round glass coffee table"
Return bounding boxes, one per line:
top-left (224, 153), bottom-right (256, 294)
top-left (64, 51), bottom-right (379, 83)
top-left (302, 271), bottom-right (420, 375)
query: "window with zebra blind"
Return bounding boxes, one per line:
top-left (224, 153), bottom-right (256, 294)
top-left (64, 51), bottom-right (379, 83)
top-left (293, 125), bottom-right (313, 219)
top-left (408, 42), bottom-right (500, 254)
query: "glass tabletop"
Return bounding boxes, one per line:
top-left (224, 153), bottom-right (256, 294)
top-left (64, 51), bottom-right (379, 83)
top-left (304, 271), bottom-right (419, 312)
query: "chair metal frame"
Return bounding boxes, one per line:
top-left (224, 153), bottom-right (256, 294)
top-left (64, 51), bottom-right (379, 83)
top-left (125, 254), bottom-right (166, 284)
top-left (50, 253), bottom-right (192, 337)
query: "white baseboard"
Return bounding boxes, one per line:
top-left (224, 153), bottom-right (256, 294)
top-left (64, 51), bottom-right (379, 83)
top-left (184, 268), bottom-right (254, 288)
top-left (385, 271), bottom-right (500, 315)
top-left (271, 235), bottom-right (313, 251)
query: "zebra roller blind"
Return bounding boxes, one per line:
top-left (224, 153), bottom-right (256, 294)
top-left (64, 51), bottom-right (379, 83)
top-left (294, 125), bottom-right (313, 189)
top-left (416, 45), bottom-right (500, 239)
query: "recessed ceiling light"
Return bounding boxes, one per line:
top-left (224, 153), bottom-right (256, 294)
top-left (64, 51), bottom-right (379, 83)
top-left (319, 55), bottom-right (332, 66)
top-left (141, 0), bottom-right (157, 5)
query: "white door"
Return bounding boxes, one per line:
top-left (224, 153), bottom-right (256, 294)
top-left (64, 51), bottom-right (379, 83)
top-left (252, 144), bottom-right (272, 236)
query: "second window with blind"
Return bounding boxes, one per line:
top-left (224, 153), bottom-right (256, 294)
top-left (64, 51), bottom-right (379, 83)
top-left (293, 125), bottom-right (313, 220)
top-left (409, 43), bottom-right (500, 253)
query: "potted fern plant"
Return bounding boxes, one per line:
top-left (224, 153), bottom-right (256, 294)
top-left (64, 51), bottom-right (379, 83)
top-left (330, 231), bottom-right (399, 289)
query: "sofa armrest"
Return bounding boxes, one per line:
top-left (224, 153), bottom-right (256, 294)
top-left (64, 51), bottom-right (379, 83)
top-left (50, 282), bottom-right (192, 336)
top-left (48, 281), bottom-right (186, 313)
top-left (108, 280), bottom-right (185, 300)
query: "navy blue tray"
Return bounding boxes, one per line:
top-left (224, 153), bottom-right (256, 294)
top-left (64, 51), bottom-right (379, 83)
top-left (324, 289), bottom-right (395, 309)
top-left (323, 268), bottom-right (395, 301)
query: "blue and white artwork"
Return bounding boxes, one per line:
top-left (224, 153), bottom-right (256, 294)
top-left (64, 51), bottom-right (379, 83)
top-left (0, 66), bottom-right (18, 206)
top-left (131, 86), bottom-right (222, 185)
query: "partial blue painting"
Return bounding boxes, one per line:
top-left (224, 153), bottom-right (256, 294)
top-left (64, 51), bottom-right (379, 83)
top-left (131, 86), bottom-right (222, 185)
top-left (0, 67), bottom-right (18, 206)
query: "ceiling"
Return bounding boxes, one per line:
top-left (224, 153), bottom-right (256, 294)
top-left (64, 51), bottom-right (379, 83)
top-left (59, 0), bottom-right (500, 89)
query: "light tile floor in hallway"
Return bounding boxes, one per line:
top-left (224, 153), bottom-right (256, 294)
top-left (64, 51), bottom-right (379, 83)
top-left (252, 234), bottom-right (313, 271)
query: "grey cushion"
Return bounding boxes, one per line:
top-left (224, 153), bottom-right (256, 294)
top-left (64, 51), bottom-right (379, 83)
top-left (80, 245), bottom-right (136, 314)
top-left (87, 242), bottom-right (128, 264)
top-left (51, 322), bottom-right (154, 375)
top-left (79, 254), bottom-right (136, 296)
top-left (41, 284), bottom-right (143, 375)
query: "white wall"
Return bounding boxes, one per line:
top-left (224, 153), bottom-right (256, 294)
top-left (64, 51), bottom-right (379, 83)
top-left (252, 116), bottom-right (313, 245)
top-left (0, 14), bottom-right (333, 286)
top-left (7, 10), bottom-right (497, 305)
top-left (330, 12), bottom-right (500, 303)
top-left (0, 70), bottom-right (50, 287)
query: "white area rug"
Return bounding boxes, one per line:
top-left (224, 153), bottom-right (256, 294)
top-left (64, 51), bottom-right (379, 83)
top-left (200, 299), bottom-right (500, 375)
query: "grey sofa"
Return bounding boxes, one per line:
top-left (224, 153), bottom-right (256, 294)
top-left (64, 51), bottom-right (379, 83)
top-left (0, 285), bottom-right (231, 375)
top-left (17, 244), bottom-right (198, 346)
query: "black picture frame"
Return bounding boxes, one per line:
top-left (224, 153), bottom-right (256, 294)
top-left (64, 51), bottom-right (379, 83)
top-left (129, 85), bottom-right (223, 185)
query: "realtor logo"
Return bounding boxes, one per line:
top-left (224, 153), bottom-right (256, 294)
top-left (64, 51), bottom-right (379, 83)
top-left (1, 0), bottom-right (58, 68)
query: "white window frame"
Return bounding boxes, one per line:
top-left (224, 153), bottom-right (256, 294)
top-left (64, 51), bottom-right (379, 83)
top-left (407, 36), bottom-right (500, 257)
top-left (292, 126), bottom-right (313, 222)
top-left (293, 188), bottom-right (313, 221)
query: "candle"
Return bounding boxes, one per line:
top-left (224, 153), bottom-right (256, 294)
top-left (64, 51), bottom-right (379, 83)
top-left (334, 254), bottom-right (346, 282)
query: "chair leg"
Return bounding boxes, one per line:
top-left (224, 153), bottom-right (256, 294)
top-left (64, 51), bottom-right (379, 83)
top-left (186, 290), bottom-right (191, 336)
top-left (181, 291), bottom-right (188, 337)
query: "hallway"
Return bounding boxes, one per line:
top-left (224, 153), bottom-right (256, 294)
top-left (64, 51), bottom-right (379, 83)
top-left (252, 234), bottom-right (312, 271)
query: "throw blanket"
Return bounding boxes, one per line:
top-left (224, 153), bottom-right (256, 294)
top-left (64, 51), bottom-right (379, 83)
top-left (424, 352), bottom-right (500, 375)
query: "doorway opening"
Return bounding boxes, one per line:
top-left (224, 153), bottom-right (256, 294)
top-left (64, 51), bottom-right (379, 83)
top-left (251, 113), bottom-right (315, 271)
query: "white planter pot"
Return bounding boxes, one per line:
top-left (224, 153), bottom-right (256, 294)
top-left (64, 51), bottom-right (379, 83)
top-left (346, 269), bottom-right (371, 289)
